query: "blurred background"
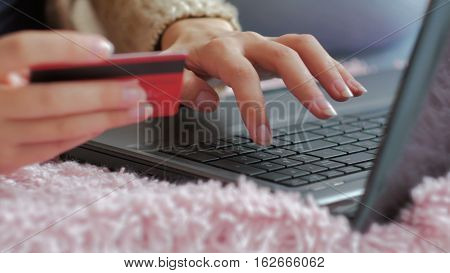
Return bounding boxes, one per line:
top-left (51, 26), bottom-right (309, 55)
top-left (228, 0), bottom-right (429, 74)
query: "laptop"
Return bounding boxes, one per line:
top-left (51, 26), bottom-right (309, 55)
top-left (62, 0), bottom-right (450, 232)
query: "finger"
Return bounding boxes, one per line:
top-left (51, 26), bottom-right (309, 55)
top-left (333, 60), bottom-right (368, 96)
top-left (180, 70), bottom-right (219, 112)
top-left (244, 39), bottom-right (337, 119)
top-left (220, 55), bottom-right (272, 145)
top-left (187, 42), bottom-right (272, 145)
top-left (0, 80), bottom-right (148, 120)
top-left (273, 34), bottom-right (356, 101)
top-left (0, 70), bottom-right (29, 87)
top-left (10, 133), bottom-right (99, 173)
top-left (5, 103), bottom-right (153, 144)
top-left (0, 31), bottom-right (114, 74)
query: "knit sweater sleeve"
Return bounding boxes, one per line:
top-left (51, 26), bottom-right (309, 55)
top-left (47, 0), bottom-right (240, 53)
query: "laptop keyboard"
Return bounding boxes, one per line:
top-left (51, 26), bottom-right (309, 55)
top-left (160, 110), bottom-right (387, 187)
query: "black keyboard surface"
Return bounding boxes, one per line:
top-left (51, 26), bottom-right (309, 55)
top-left (160, 110), bottom-right (388, 187)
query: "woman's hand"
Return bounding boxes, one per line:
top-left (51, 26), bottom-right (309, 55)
top-left (162, 18), bottom-right (367, 146)
top-left (0, 31), bottom-right (152, 173)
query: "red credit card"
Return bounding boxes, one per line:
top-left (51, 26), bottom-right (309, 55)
top-left (30, 53), bottom-right (187, 117)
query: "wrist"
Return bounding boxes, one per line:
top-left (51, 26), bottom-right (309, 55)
top-left (161, 18), bottom-right (234, 50)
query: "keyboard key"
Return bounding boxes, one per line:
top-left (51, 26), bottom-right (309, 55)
top-left (247, 152), bottom-right (279, 161)
top-left (256, 172), bottom-right (291, 182)
top-left (364, 128), bottom-right (384, 137)
top-left (312, 119), bottom-right (341, 128)
top-left (326, 135), bottom-right (357, 145)
top-left (332, 152), bottom-right (375, 165)
top-left (288, 154), bottom-right (320, 163)
top-left (251, 162), bottom-right (284, 171)
top-left (222, 146), bottom-right (255, 155)
top-left (346, 132), bottom-right (376, 141)
top-left (271, 138), bottom-right (292, 147)
top-left (230, 155), bottom-right (260, 164)
top-left (222, 136), bottom-right (251, 145)
top-left (285, 140), bottom-right (337, 153)
top-left (212, 140), bottom-right (233, 148)
top-left (295, 164), bottom-right (327, 174)
top-left (209, 160), bottom-right (265, 176)
top-left (205, 150), bottom-right (237, 158)
top-left (312, 128), bottom-right (342, 137)
top-left (372, 137), bottom-right (383, 143)
top-left (331, 124), bottom-right (360, 133)
top-left (319, 170), bottom-right (345, 178)
top-left (278, 132), bottom-right (324, 144)
top-left (358, 111), bottom-right (388, 120)
top-left (278, 178), bottom-right (309, 187)
top-left (302, 174), bottom-right (327, 183)
top-left (273, 123), bottom-right (321, 137)
top-left (367, 149), bottom-right (378, 155)
top-left (277, 168), bottom-right (310, 178)
top-left (314, 160), bottom-right (345, 169)
top-left (356, 161), bottom-right (374, 169)
top-left (369, 117), bottom-right (388, 125)
top-left (337, 116), bottom-right (359, 124)
top-left (265, 148), bottom-right (296, 157)
top-left (270, 158), bottom-right (302, 167)
top-left (181, 152), bottom-right (219, 162)
top-left (243, 142), bottom-right (268, 151)
top-left (272, 128), bottom-right (289, 137)
top-left (337, 166), bottom-right (363, 174)
top-left (287, 122), bottom-right (322, 132)
top-left (332, 144), bottom-right (366, 154)
top-left (353, 140), bottom-right (379, 149)
top-left (307, 148), bottom-right (346, 159)
top-left (350, 121), bottom-right (380, 129)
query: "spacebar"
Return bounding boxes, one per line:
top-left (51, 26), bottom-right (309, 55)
top-left (332, 152), bottom-right (375, 165)
top-left (209, 159), bottom-right (265, 176)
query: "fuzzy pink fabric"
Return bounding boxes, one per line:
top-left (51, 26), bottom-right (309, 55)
top-left (0, 161), bottom-right (449, 253)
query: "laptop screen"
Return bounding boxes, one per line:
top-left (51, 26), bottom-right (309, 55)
top-left (354, 0), bottom-right (450, 231)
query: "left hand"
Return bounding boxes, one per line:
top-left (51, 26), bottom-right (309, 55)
top-left (161, 18), bottom-right (367, 146)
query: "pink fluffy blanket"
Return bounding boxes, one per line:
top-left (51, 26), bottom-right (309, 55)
top-left (0, 162), bottom-right (449, 253)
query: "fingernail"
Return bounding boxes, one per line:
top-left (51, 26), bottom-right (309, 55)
top-left (315, 97), bottom-right (338, 117)
top-left (332, 79), bottom-right (354, 98)
top-left (194, 90), bottom-right (218, 110)
top-left (255, 124), bottom-right (272, 146)
top-left (90, 38), bottom-right (114, 56)
top-left (129, 103), bottom-right (153, 120)
top-left (122, 81), bottom-right (147, 104)
top-left (6, 72), bottom-right (27, 87)
top-left (347, 79), bottom-right (368, 94)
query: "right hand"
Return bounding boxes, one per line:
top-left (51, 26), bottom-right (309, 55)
top-left (0, 31), bottom-right (153, 174)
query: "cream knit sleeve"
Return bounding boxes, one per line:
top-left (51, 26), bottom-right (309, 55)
top-left (47, 0), bottom-right (240, 53)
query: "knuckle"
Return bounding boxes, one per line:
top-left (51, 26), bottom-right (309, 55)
top-left (5, 31), bottom-right (42, 61)
top-left (242, 31), bottom-right (263, 40)
top-left (298, 34), bottom-right (318, 44)
top-left (4, 33), bottom-right (29, 60)
top-left (271, 46), bottom-right (298, 60)
top-left (280, 33), bottom-right (301, 42)
top-left (205, 37), bottom-right (231, 52)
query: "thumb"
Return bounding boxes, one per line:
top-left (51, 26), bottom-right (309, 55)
top-left (181, 70), bottom-right (219, 112)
